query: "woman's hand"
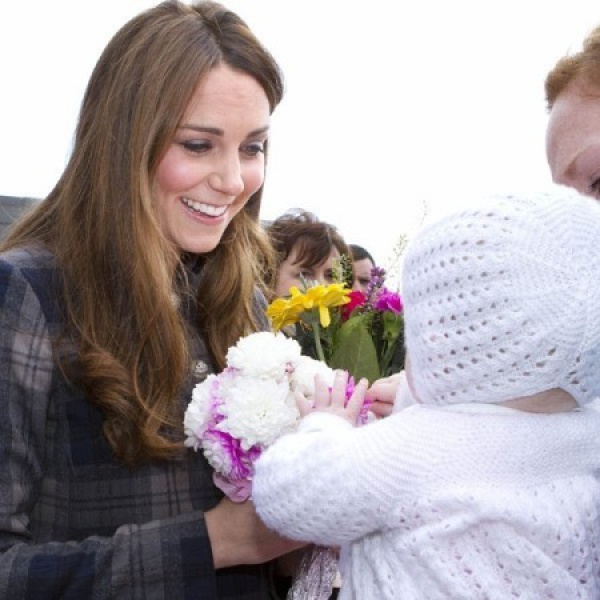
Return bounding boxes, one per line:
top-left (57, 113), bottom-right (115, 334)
top-left (205, 496), bottom-right (306, 568)
top-left (296, 370), bottom-right (368, 425)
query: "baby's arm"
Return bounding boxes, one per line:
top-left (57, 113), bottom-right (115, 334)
top-left (253, 380), bottom-right (413, 547)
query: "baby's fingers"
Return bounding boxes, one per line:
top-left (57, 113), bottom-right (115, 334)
top-left (295, 391), bottom-right (314, 417)
top-left (313, 374), bottom-right (332, 409)
top-left (331, 370), bottom-right (350, 408)
top-left (346, 378), bottom-right (368, 421)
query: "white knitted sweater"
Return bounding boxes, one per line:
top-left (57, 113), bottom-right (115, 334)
top-left (252, 403), bottom-right (600, 599)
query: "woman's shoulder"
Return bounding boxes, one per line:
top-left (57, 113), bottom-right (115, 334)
top-left (0, 245), bottom-right (60, 320)
top-left (0, 244), bottom-right (55, 271)
top-left (252, 286), bottom-right (270, 331)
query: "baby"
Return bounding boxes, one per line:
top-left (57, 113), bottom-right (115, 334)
top-left (252, 186), bottom-right (600, 599)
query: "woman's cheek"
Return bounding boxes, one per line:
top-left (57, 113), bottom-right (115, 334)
top-left (243, 161), bottom-right (265, 197)
top-left (157, 150), bottom-right (202, 193)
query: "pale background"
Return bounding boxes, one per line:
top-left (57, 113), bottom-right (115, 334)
top-left (2, 1), bottom-right (599, 287)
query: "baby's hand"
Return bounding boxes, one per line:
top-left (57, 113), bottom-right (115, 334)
top-left (296, 370), bottom-right (368, 425)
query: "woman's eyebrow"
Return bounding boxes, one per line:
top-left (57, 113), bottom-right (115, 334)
top-left (179, 124), bottom-right (270, 138)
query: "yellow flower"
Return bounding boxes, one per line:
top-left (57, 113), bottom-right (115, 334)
top-left (266, 296), bottom-right (305, 330)
top-left (295, 283), bottom-right (350, 328)
top-left (267, 284), bottom-right (351, 330)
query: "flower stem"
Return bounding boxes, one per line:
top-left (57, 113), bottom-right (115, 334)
top-left (310, 315), bottom-right (326, 363)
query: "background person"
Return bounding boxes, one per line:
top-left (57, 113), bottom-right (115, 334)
top-left (0, 1), bottom-right (303, 598)
top-left (545, 23), bottom-right (600, 198)
top-left (348, 243), bottom-right (375, 292)
top-left (253, 187), bottom-right (600, 599)
top-left (265, 209), bottom-right (353, 298)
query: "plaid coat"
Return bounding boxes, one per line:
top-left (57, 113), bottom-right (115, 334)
top-left (0, 246), bottom-right (271, 599)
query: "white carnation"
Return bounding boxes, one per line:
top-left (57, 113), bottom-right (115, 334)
top-left (226, 331), bottom-right (302, 380)
top-left (183, 374), bottom-right (218, 450)
top-left (291, 355), bottom-right (335, 397)
top-left (218, 376), bottom-right (299, 450)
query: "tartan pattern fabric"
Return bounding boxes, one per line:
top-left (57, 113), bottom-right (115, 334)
top-left (0, 246), bottom-right (270, 599)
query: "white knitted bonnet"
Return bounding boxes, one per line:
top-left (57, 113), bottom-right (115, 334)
top-left (401, 186), bottom-right (600, 406)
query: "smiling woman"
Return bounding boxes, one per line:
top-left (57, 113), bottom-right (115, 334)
top-left (0, 1), bottom-right (303, 598)
top-left (155, 63), bottom-right (271, 254)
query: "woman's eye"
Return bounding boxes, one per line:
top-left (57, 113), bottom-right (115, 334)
top-left (242, 141), bottom-right (265, 157)
top-left (180, 140), bottom-right (211, 154)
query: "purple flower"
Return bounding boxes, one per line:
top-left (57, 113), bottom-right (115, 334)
top-left (375, 288), bottom-right (403, 314)
top-left (365, 266), bottom-right (386, 310)
top-left (213, 473), bottom-right (253, 503)
top-left (203, 429), bottom-right (261, 481)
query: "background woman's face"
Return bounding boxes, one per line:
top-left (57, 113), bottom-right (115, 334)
top-left (155, 63), bottom-right (271, 254)
top-left (275, 245), bottom-right (341, 297)
top-left (352, 257), bottom-right (375, 293)
top-left (546, 81), bottom-right (600, 201)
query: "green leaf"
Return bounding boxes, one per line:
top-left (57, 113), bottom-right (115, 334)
top-left (380, 313), bottom-right (405, 376)
top-left (329, 315), bottom-right (380, 384)
top-left (382, 312), bottom-right (403, 341)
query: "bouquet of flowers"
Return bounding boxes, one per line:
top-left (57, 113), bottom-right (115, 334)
top-left (183, 331), bottom-right (350, 501)
top-left (267, 266), bottom-right (405, 384)
top-left (184, 331), bottom-right (369, 599)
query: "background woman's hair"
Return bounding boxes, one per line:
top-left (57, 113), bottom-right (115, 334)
top-left (545, 23), bottom-right (600, 109)
top-left (264, 208), bottom-right (352, 292)
top-left (349, 243), bottom-right (375, 266)
top-left (0, 0), bottom-right (283, 466)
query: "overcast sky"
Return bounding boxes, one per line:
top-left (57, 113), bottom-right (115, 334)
top-left (2, 1), bottom-right (600, 287)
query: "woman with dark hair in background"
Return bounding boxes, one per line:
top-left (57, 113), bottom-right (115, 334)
top-left (265, 209), bottom-right (353, 298)
top-left (349, 243), bottom-right (375, 293)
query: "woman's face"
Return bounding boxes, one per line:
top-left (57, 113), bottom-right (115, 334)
top-left (155, 63), bottom-right (271, 254)
top-left (546, 81), bottom-right (600, 200)
top-left (352, 257), bottom-right (375, 292)
top-left (275, 245), bottom-right (341, 297)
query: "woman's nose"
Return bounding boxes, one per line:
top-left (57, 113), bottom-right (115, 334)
top-left (208, 154), bottom-right (244, 196)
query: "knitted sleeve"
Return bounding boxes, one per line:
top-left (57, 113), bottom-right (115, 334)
top-left (252, 411), bottom-right (418, 546)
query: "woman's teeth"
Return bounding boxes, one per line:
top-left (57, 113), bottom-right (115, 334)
top-left (182, 197), bottom-right (227, 217)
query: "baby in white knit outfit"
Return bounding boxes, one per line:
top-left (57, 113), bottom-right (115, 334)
top-left (253, 186), bottom-right (600, 599)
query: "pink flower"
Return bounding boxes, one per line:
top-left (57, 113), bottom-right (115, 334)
top-left (213, 473), bottom-right (253, 503)
top-left (203, 429), bottom-right (261, 481)
top-left (375, 288), bottom-right (403, 314)
top-left (341, 290), bottom-right (366, 320)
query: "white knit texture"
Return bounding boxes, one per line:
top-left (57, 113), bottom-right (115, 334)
top-left (401, 187), bottom-right (600, 406)
top-left (252, 405), bottom-right (600, 599)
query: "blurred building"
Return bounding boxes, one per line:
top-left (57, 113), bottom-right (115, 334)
top-left (0, 196), bottom-right (39, 239)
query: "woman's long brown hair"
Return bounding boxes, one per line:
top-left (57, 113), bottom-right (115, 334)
top-left (1, 0), bottom-right (282, 466)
